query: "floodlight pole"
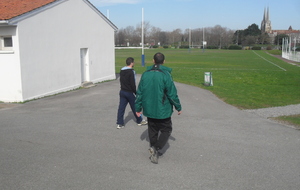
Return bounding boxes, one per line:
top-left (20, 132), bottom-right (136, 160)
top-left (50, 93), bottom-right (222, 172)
top-left (202, 27), bottom-right (205, 53)
top-left (141, 8), bottom-right (145, 67)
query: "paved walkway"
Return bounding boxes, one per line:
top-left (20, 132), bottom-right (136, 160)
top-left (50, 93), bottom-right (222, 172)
top-left (1, 76), bottom-right (300, 190)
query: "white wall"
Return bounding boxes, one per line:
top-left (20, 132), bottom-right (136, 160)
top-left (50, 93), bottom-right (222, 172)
top-left (0, 26), bottom-right (23, 102)
top-left (14, 0), bottom-right (115, 102)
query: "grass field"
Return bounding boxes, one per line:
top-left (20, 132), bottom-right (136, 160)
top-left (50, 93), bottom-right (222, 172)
top-left (115, 48), bottom-right (300, 110)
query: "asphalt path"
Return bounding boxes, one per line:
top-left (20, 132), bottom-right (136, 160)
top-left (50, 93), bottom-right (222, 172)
top-left (1, 75), bottom-right (300, 190)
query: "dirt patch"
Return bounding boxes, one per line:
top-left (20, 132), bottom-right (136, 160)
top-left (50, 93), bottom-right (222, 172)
top-left (0, 103), bottom-right (19, 109)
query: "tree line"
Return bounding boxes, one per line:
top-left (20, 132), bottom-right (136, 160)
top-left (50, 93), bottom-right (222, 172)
top-left (115, 22), bottom-right (289, 48)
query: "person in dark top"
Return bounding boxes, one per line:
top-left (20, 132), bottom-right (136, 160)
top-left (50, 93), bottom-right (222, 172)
top-left (116, 57), bottom-right (147, 129)
top-left (135, 52), bottom-right (182, 164)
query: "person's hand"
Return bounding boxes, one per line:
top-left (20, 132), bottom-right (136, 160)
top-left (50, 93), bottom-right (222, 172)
top-left (178, 111), bottom-right (182, 115)
top-left (136, 112), bottom-right (142, 117)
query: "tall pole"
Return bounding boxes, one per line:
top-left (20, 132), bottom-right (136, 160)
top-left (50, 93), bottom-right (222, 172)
top-left (202, 27), bottom-right (205, 52)
top-left (141, 8), bottom-right (145, 67)
top-left (189, 28), bottom-right (191, 53)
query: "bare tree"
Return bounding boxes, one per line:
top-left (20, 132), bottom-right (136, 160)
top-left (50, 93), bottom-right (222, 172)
top-left (115, 29), bottom-right (125, 46)
top-left (122, 26), bottom-right (135, 46)
top-left (149, 26), bottom-right (162, 46)
top-left (259, 33), bottom-right (271, 45)
top-left (115, 23), bottom-right (235, 48)
top-left (158, 31), bottom-right (168, 45)
top-left (135, 21), bottom-right (152, 45)
top-left (190, 28), bottom-right (203, 47)
top-left (167, 28), bottom-right (183, 47)
top-left (243, 36), bottom-right (256, 46)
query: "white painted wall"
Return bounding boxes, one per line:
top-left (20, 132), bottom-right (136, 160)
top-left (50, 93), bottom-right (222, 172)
top-left (0, 0), bottom-right (116, 102)
top-left (0, 26), bottom-right (23, 102)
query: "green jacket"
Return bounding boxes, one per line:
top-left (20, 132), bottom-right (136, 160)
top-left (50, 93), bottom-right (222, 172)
top-left (135, 64), bottom-right (182, 119)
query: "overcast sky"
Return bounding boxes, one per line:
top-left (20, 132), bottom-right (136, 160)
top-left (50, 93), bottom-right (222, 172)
top-left (89, 0), bottom-right (300, 31)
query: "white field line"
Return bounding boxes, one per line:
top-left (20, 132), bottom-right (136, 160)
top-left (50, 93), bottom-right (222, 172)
top-left (167, 67), bottom-right (281, 71)
top-left (117, 65), bottom-right (282, 71)
top-left (252, 50), bottom-right (287, 71)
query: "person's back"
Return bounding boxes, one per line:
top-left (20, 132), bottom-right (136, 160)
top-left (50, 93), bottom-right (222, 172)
top-left (120, 66), bottom-right (136, 94)
top-left (135, 52), bottom-right (182, 164)
top-left (136, 64), bottom-right (180, 119)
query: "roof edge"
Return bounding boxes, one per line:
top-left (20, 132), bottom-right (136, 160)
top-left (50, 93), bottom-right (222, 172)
top-left (7, 0), bottom-right (66, 25)
top-left (1, 0), bottom-right (118, 31)
top-left (83, 0), bottom-right (118, 31)
top-left (0, 20), bottom-right (15, 26)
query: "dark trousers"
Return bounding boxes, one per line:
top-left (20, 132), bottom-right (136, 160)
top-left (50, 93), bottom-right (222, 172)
top-left (117, 90), bottom-right (142, 125)
top-left (148, 117), bottom-right (172, 150)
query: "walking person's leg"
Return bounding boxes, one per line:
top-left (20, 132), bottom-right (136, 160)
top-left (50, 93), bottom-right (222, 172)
top-left (155, 117), bottom-right (172, 151)
top-left (116, 91), bottom-right (128, 127)
top-left (147, 118), bottom-right (160, 164)
top-left (147, 118), bottom-right (160, 147)
top-left (127, 92), bottom-right (143, 124)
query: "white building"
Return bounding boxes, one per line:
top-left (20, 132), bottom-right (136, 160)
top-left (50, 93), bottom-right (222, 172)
top-left (0, 0), bottom-right (117, 102)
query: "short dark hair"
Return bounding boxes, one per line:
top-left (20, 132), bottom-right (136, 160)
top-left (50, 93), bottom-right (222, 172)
top-left (153, 52), bottom-right (165, 64)
top-left (126, 57), bottom-right (134, 65)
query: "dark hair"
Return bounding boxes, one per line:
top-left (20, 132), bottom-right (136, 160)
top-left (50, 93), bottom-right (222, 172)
top-left (126, 57), bottom-right (134, 65)
top-left (153, 52), bottom-right (165, 64)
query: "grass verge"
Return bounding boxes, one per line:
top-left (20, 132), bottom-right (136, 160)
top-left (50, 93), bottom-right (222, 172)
top-left (272, 115), bottom-right (300, 129)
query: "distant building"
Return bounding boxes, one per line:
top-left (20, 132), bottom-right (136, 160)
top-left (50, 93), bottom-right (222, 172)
top-left (261, 7), bottom-right (272, 33)
top-left (261, 7), bottom-right (300, 44)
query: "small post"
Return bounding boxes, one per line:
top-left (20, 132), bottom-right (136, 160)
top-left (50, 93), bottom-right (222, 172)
top-left (204, 72), bottom-right (213, 86)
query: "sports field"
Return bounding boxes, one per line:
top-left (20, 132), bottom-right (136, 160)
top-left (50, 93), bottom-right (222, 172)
top-left (115, 49), bottom-right (300, 109)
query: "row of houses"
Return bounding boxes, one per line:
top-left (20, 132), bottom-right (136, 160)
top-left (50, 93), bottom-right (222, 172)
top-left (0, 0), bottom-right (117, 102)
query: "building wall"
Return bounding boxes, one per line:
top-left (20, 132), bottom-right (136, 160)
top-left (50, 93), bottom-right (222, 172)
top-left (12, 0), bottom-right (115, 102)
top-left (0, 26), bottom-right (24, 102)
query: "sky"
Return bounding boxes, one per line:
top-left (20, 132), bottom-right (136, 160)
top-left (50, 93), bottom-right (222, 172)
top-left (89, 0), bottom-right (300, 31)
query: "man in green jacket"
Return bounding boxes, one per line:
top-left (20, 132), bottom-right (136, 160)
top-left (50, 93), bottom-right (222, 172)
top-left (135, 52), bottom-right (182, 164)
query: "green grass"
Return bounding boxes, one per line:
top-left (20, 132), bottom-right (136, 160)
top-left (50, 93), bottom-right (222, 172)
top-left (266, 49), bottom-right (282, 55)
top-left (273, 115), bottom-right (300, 129)
top-left (116, 48), bottom-right (300, 109)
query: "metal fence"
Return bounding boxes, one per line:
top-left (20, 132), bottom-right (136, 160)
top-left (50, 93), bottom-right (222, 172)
top-left (282, 37), bottom-right (300, 62)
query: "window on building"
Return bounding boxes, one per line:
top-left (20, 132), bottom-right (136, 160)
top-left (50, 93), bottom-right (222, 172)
top-left (0, 36), bottom-right (13, 51)
top-left (4, 37), bottom-right (13, 47)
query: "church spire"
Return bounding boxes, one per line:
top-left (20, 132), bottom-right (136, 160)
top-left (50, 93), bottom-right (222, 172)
top-left (261, 7), bottom-right (272, 33)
